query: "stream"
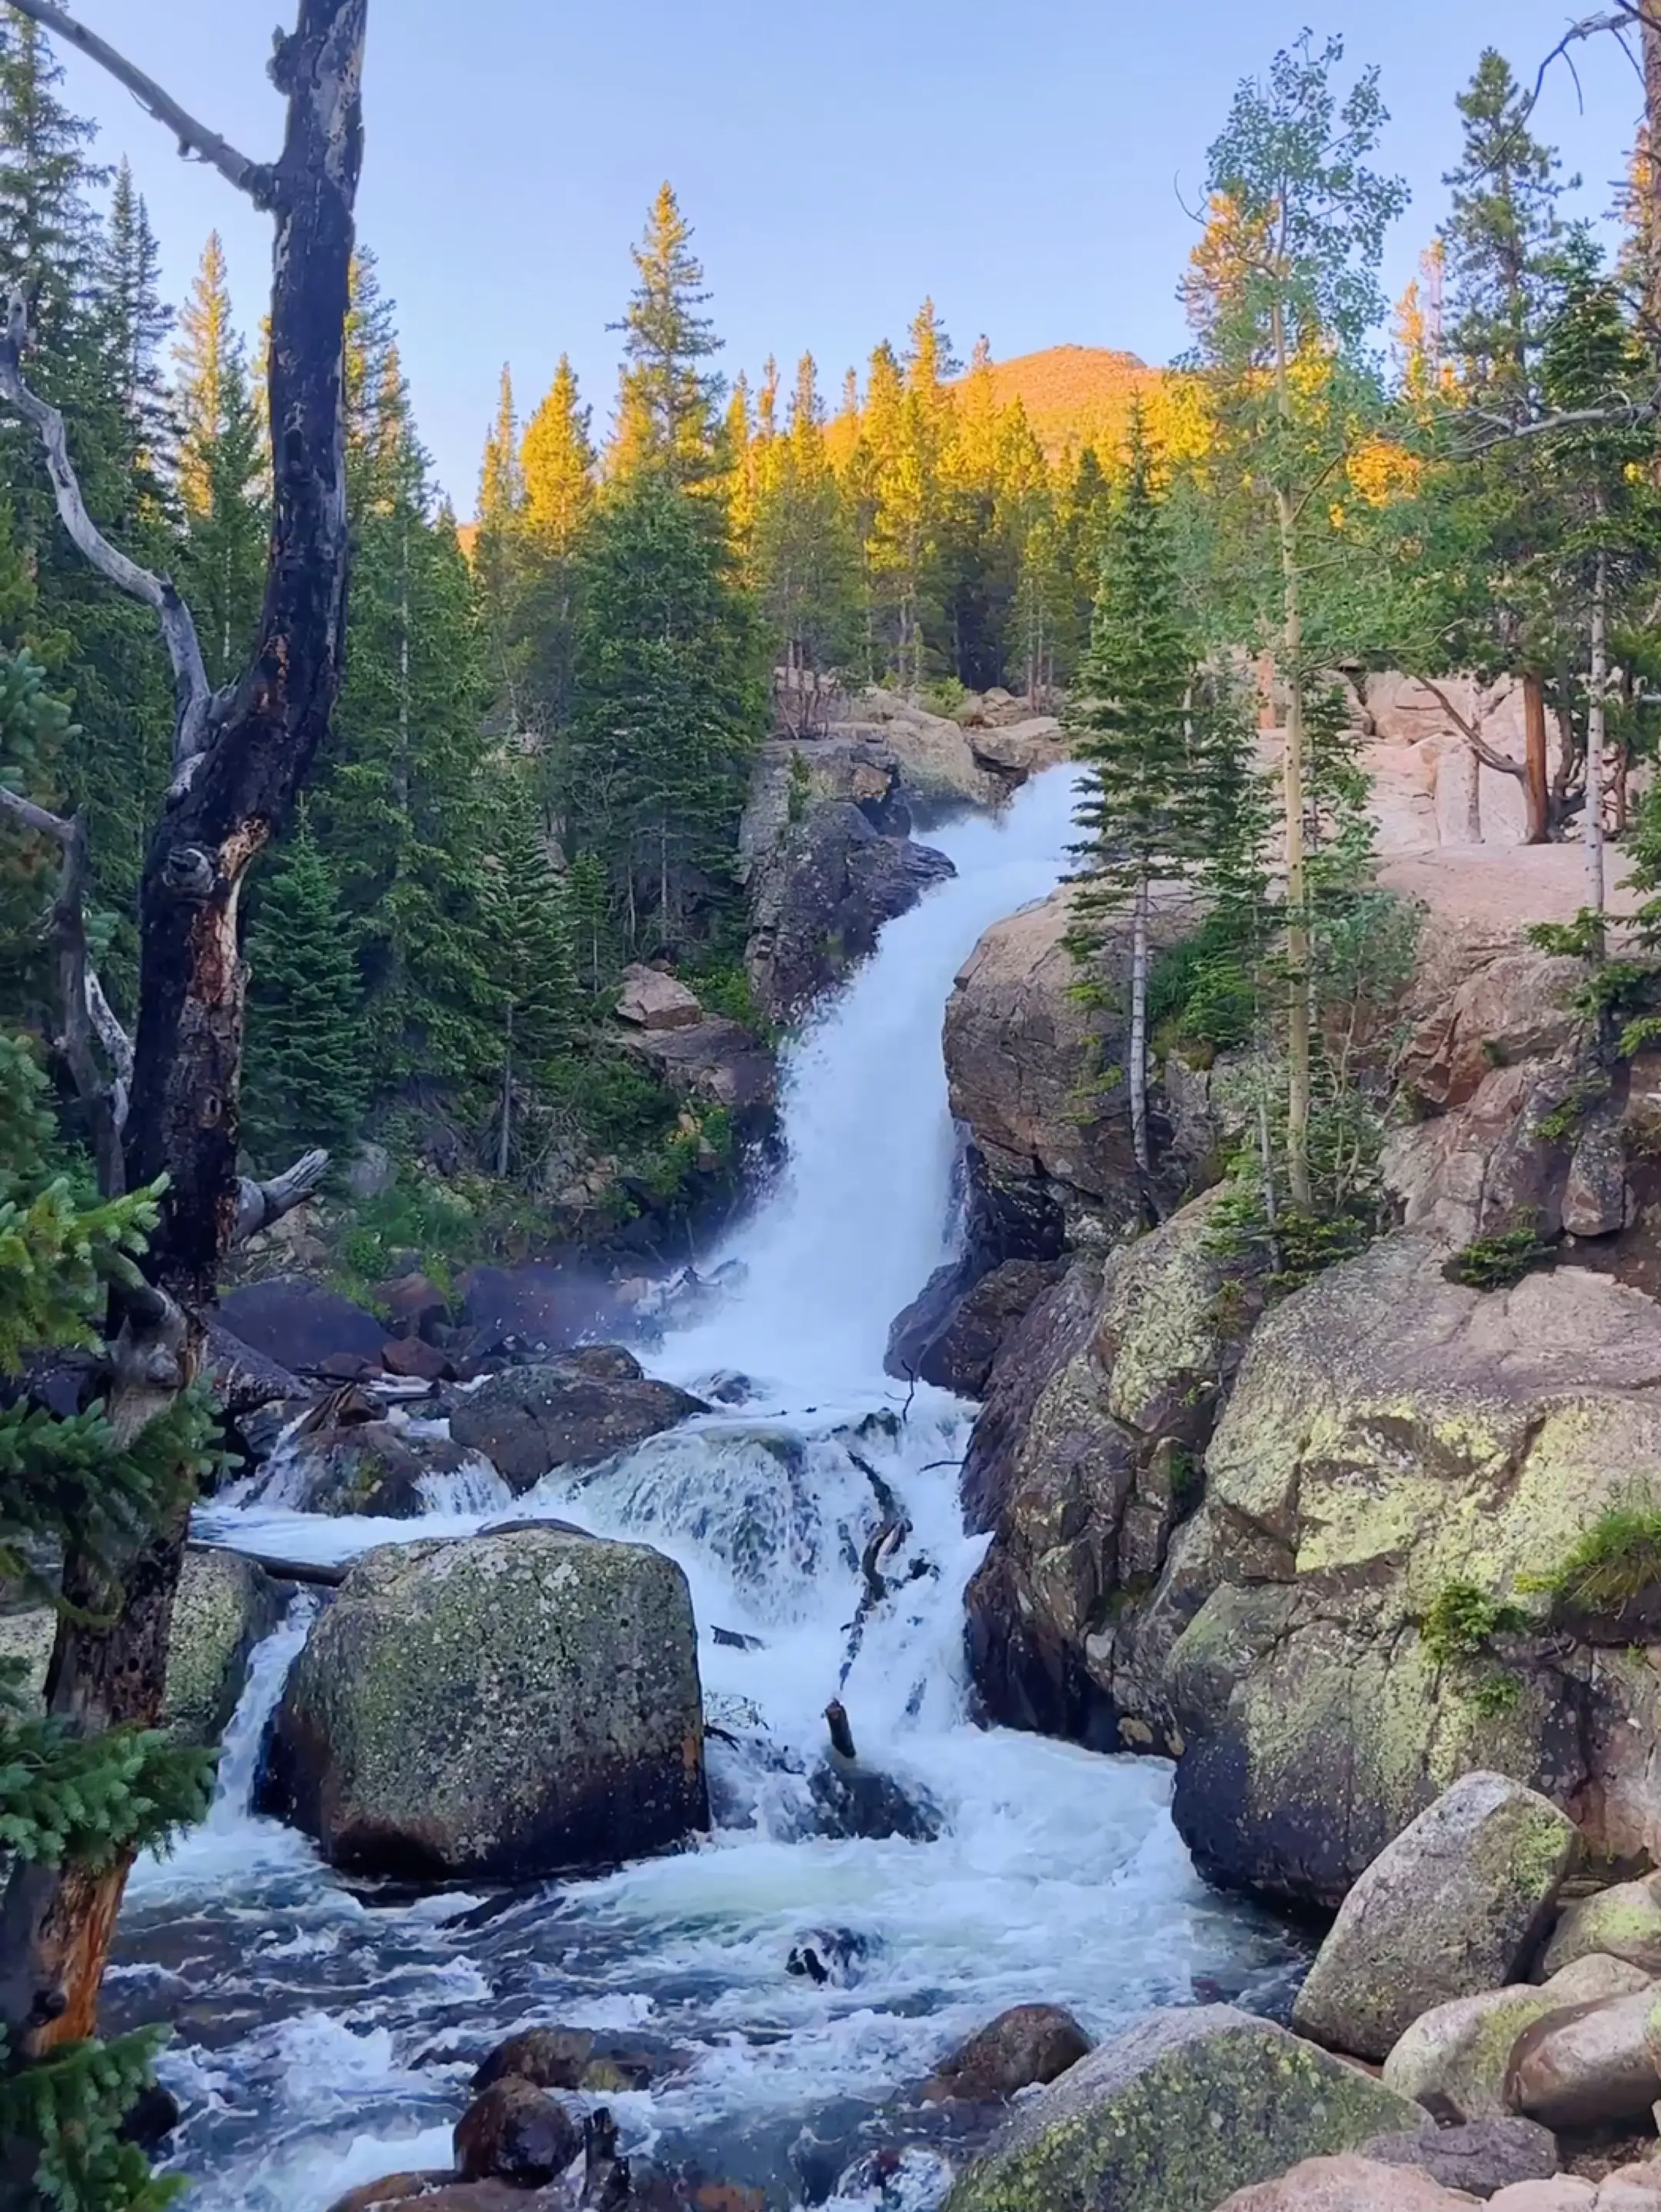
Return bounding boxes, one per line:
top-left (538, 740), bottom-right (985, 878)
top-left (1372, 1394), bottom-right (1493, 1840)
top-left (111, 765), bottom-right (1301, 2210)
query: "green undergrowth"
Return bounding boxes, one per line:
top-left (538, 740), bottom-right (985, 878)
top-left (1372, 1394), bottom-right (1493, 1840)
top-left (1446, 1224), bottom-right (1557, 1291)
top-left (1521, 1497), bottom-right (1661, 1614)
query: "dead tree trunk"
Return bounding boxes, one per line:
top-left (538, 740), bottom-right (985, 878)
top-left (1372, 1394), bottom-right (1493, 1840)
top-left (1523, 669), bottom-right (1551, 844)
top-left (0, 0), bottom-right (364, 2109)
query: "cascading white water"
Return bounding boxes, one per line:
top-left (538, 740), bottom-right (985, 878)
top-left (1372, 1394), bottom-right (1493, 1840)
top-left (119, 768), bottom-right (1298, 2212)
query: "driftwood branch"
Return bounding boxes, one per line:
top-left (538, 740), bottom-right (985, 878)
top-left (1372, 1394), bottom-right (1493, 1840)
top-left (0, 293), bottom-right (215, 768)
top-left (234, 1148), bottom-right (330, 1243)
top-left (4, 1), bottom-right (275, 206)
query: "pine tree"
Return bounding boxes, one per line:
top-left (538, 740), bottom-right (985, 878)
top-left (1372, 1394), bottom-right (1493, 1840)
top-left (480, 768), bottom-right (578, 1174)
top-left (754, 352), bottom-right (861, 727)
top-left (97, 160), bottom-right (171, 488)
top-left (173, 233), bottom-right (265, 685)
top-left (521, 355), bottom-right (594, 551)
top-left (1442, 50), bottom-right (1573, 415)
top-left (0, 1031), bottom-right (215, 2211)
top-left (241, 813), bottom-right (368, 1171)
top-left (607, 183), bottom-right (724, 485)
top-left (1067, 417), bottom-right (1203, 1178)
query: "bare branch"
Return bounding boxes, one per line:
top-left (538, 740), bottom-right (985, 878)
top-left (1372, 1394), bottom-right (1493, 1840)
top-left (1401, 679), bottom-right (1526, 781)
top-left (0, 291), bottom-right (215, 766)
top-left (4, 0), bottom-right (275, 206)
top-left (1456, 391), bottom-right (1661, 453)
top-left (0, 779), bottom-right (73, 844)
top-left (234, 1148), bottom-right (330, 1244)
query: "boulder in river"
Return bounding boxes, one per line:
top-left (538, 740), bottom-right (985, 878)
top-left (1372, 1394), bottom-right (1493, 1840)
top-left (1291, 1774), bottom-right (1579, 2061)
top-left (940, 2004), bottom-right (1423, 2212)
top-left (261, 1527), bottom-right (707, 1880)
top-left (214, 1276), bottom-right (387, 1374)
top-left (922, 2004), bottom-right (1092, 2103)
top-left (453, 2077), bottom-right (581, 2186)
top-left (448, 1351), bottom-right (709, 1490)
top-left (884, 1255), bottom-right (1064, 1397)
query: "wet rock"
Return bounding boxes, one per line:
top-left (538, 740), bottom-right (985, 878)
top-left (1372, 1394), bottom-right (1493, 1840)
top-left (807, 1757), bottom-right (942, 1843)
top-left (0, 1547), bottom-right (278, 1747)
top-left (204, 1321), bottom-right (305, 1416)
top-left (215, 1277), bottom-right (388, 1374)
top-left (962, 1188), bottom-right (1260, 1749)
top-left (786, 1928), bottom-right (870, 1987)
top-left (922, 2004), bottom-right (1092, 2102)
top-left (115, 2080), bottom-right (181, 2153)
top-left (454, 2077), bottom-right (581, 2185)
top-left (884, 1256), bottom-right (1064, 1397)
top-left (448, 1354), bottom-right (708, 1490)
top-left (244, 1418), bottom-right (470, 1518)
top-left (744, 796), bottom-right (955, 1023)
top-left (940, 2004), bottom-right (1424, 2212)
top-left (1292, 1774), bottom-right (1578, 2061)
top-left (261, 1527), bottom-right (707, 1880)
top-left (616, 964), bottom-right (704, 1031)
top-left (458, 1261), bottom-right (631, 1355)
top-left (380, 1335), bottom-right (453, 1384)
top-left (1213, 2155), bottom-right (1472, 2211)
top-left (375, 1270), bottom-right (451, 1338)
top-left (1360, 2120), bottom-right (1559, 2199)
top-left (472, 2027), bottom-right (657, 2097)
top-left (1163, 1234), bottom-right (1661, 1907)
top-left (1543, 1880), bottom-right (1661, 1979)
top-left (1506, 1990), bottom-right (1661, 2128)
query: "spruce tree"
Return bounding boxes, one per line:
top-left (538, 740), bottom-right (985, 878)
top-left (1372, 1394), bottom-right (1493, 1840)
top-left (96, 161), bottom-right (171, 490)
top-left (754, 352), bottom-right (860, 725)
top-left (607, 182), bottom-right (724, 485)
top-left (480, 769), bottom-right (578, 1175)
top-left (172, 234), bottom-right (265, 685)
top-left (241, 813), bottom-right (368, 1172)
top-left (1067, 416), bottom-right (1202, 1178)
top-left (500, 354), bottom-right (594, 741)
top-left (0, 1031), bottom-right (215, 2212)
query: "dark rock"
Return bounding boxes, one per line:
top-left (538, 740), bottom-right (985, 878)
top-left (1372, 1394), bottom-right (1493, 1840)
top-left (375, 1270), bottom-right (451, 1338)
top-left (204, 1321), bottom-right (305, 1414)
top-left (923, 2004), bottom-right (1093, 2103)
top-left (380, 1335), bottom-right (453, 1383)
top-left (786, 1928), bottom-right (870, 1986)
top-left (473, 2027), bottom-right (597, 2094)
top-left (261, 1528), bottom-right (707, 1881)
top-left (449, 1355), bottom-right (708, 1491)
top-left (807, 1759), bottom-right (942, 1843)
top-left (116, 2080), bottom-right (181, 2151)
top-left (886, 1256), bottom-right (1064, 1397)
top-left (1359, 2119), bottom-right (1558, 2199)
top-left (454, 2078), bottom-right (581, 2186)
top-left (745, 798), bottom-right (955, 1022)
top-left (318, 1351), bottom-right (379, 1382)
top-left (458, 1261), bottom-right (631, 1354)
top-left (241, 1419), bottom-right (467, 1518)
top-left (215, 1278), bottom-right (387, 1374)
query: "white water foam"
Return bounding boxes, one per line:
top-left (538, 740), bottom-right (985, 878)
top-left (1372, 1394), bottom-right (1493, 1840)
top-left (121, 768), bottom-right (1297, 2211)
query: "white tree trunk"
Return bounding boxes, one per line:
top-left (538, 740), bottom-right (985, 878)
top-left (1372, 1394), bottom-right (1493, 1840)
top-left (1586, 545), bottom-right (1609, 929)
top-left (1130, 870), bottom-right (1150, 1177)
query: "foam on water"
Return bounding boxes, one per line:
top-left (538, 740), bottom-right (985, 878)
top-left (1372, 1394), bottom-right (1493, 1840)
top-left (117, 768), bottom-right (1300, 2210)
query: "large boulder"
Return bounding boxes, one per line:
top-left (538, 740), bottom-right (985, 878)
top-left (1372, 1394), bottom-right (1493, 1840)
top-left (1163, 1234), bottom-right (1661, 1906)
top-left (844, 690), bottom-right (1003, 806)
top-left (1541, 1878), bottom-right (1661, 1978)
top-left (614, 1014), bottom-right (777, 1124)
top-left (1291, 1774), bottom-right (1578, 2060)
top-left (261, 1528), bottom-right (707, 1879)
top-left (738, 731), bottom-right (910, 881)
top-left (1382, 1970), bottom-right (1646, 2124)
top-left (448, 1351), bottom-right (708, 1491)
top-left (744, 797), bottom-right (954, 1022)
top-left (1359, 2120), bottom-right (1559, 2200)
top-left (238, 1418), bottom-right (474, 1518)
top-left (453, 2079), bottom-right (580, 2186)
top-left (941, 2005), bottom-right (1423, 2212)
top-left (962, 1189), bottom-right (1260, 1747)
top-left (0, 1547), bottom-right (278, 1745)
top-left (614, 964), bottom-right (704, 1031)
top-left (1212, 2157), bottom-right (1474, 2212)
top-left (214, 1278), bottom-right (387, 1375)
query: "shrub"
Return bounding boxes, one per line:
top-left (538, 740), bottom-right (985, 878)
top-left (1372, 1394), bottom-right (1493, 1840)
top-left (1446, 1224), bottom-right (1557, 1291)
top-left (1420, 1579), bottom-right (1530, 1666)
top-left (1522, 1497), bottom-right (1661, 1614)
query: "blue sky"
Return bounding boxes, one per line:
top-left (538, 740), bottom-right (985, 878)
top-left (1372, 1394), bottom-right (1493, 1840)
top-left (53, 2), bottom-right (1650, 511)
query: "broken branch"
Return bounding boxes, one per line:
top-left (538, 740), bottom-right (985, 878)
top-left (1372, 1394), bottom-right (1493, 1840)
top-left (4, 1), bottom-right (274, 205)
top-left (234, 1149), bottom-right (330, 1243)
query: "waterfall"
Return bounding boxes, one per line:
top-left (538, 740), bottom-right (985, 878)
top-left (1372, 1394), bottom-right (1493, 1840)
top-left (120, 767), bottom-right (1297, 2212)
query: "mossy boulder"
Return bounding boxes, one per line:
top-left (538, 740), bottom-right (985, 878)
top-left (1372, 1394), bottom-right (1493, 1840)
top-left (1164, 1234), bottom-right (1661, 1905)
top-left (1291, 1774), bottom-right (1578, 2061)
top-left (1542, 1877), bottom-right (1661, 1978)
top-left (1382, 1958), bottom-right (1653, 2121)
top-left (941, 2005), bottom-right (1423, 2212)
top-left (261, 1528), bottom-right (707, 1879)
top-left (0, 1547), bottom-right (278, 1745)
top-left (962, 1188), bottom-right (1260, 1748)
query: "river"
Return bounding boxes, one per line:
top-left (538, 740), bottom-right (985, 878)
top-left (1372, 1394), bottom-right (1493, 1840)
top-left (111, 764), bottom-right (1298, 2210)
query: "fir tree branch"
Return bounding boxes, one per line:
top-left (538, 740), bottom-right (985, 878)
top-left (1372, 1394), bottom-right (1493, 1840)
top-left (3, 0), bottom-right (275, 206)
top-left (232, 1148), bottom-right (329, 1243)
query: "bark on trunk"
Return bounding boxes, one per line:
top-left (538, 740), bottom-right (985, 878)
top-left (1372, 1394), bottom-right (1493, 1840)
top-left (1275, 486), bottom-right (1312, 1214)
top-left (1586, 545), bottom-right (1609, 939)
top-left (1128, 870), bottom-right (1150, 1178)
top-left (1644, 4), bottom-right (1661, 351)
top-left (1523, 669), bottom-right (1550, 844)
top-left (0, 0), bottom-right (364, 2107)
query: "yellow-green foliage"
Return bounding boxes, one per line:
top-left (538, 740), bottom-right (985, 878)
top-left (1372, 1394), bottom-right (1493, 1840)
top-left (1523, 1497), bottom-right (1661, 1613)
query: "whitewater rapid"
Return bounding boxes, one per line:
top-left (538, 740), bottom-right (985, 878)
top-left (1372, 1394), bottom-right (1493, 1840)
top-left (115, 767), bottom-right (1297, 2211)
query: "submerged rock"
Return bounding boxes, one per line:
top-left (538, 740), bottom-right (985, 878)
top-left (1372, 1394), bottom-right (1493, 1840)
top-left (448, 1352), bottom-right (708, 1490)
top-left (454, 2077), bottom-right (580, 2186)
top-left (261, 1528), bottom-right (707, 1880)
top-left (940, 2005), bottom-right (1423, 2212)
top-left (1291, 1774), bottom-right (1578, 2061)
